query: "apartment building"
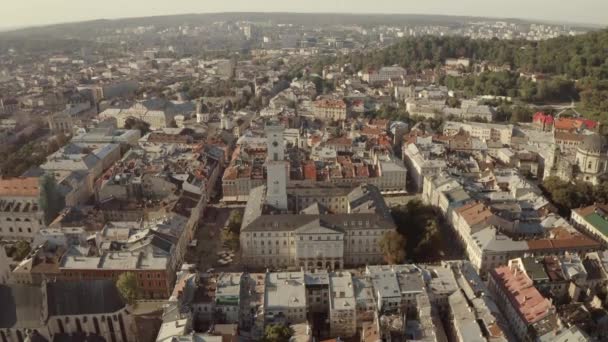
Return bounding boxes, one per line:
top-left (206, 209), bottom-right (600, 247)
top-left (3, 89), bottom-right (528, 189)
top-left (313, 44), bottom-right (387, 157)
top-left (488, 260), bottom-right (558, 341)
top-left (328, 272), bottom-right (356, 338)
top-left (59, 251), bottom-right (171, 299)
top-left (443, 121), bottom-right (513, 145)
top-left (313, 99), bottom-right (347, 121)
top-left (0, 177), bottom-right (45, 240)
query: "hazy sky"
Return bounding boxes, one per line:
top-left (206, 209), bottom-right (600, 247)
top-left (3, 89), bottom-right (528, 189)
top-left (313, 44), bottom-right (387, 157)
top-left (1, 0), bottom-right (607, 28)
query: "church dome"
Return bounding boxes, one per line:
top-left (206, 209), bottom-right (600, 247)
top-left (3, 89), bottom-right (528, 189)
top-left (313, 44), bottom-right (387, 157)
top-left (580, 134), bottom-right (606, 153)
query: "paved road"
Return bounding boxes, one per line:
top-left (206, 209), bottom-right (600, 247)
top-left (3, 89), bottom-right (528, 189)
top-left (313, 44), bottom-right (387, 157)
top-left (186, 206), bottom-right (244, 273)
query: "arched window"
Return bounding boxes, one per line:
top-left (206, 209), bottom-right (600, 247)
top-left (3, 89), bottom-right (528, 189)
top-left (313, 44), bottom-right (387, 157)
top-left (93, 317), bottom-right (100, 335)
top-left (107, 318), bottom-right (117, 342)
top-left (57, 318), bottom-right (65, 334)
top-left (118, 313), bottom-right (128, 342)
top-left (76, 317), bottom-right (83, 332)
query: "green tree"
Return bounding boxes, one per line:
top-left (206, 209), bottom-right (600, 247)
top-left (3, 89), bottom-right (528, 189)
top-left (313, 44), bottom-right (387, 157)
top-left (508, 105), bottom-right (534, 124)
top-left (414, 220), bottom-right (442, 258)
top-left (391, 200), bottom-right (446, 261)
top-left (39, 173), bottom-right (65, 225)
top-left (221, 229), bottom-right (240, 250)
top-left (379, 231), bottom-right (407, 264)
top-left (227, 210), bottom-right (243, 232)
top-left (116, 272), bottom-right (141, 304)
top-left (13, 241), bottom-right (31, 261)
top-left (263, 324), bottom-right (293, 342)
top-left (541, 176), bottom-right (596, 216)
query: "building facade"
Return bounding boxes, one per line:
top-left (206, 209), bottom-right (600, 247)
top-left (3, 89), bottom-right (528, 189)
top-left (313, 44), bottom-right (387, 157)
top-left (313, 99), bottom-right (347, 121)
top-left (240, 124), bottom-right (396, 270)
top-left (488, 260), bottom-right (558, 341)
top-left (0, 177), bottom-right (45, 241)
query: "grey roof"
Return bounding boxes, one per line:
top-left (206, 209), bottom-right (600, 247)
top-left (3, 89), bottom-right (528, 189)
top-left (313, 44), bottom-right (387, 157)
top-left (538, 326), bottom-right (590, 342)
top-left (242, 183), bottom-right (395, 232)
top-left (300, 202), bottom-right (329, 215)
top-left (46, 280), bottom-right (126, 316)
top-left (0, 284), bottom-right (43, 329)
top-left (128, 232), bottom-right (174, 255)
top-left (304, 271), bottom-right (329, 286)
top-left (580, 133), bottom-right (606, 153)
top-left (242, 213), bottom-right (395, 232)
top-left (522, 258), bottom-right (549, 281)
top-left (62, 143), bottom-right (87, 155)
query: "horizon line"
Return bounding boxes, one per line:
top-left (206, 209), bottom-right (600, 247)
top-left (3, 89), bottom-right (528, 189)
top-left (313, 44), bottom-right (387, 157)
top-left (1, 11), bottom-right (604, 33)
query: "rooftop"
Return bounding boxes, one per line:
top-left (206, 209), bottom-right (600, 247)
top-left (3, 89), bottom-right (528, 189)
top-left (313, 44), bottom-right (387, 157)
top-left (329, 272), bottom-right (355, 312)
top-left (491, 263), bottom-right (554, 325)
top-left (0, 177), bottom-right (40, 197)
top-left (264, 271), bottom-right (306, 310)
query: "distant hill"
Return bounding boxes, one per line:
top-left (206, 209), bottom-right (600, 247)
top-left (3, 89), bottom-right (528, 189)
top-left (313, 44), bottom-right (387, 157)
top-left (0, 12), bottom-right (585, 40)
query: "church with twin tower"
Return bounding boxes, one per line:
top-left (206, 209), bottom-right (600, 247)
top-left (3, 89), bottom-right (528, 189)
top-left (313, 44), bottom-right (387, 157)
top-left (239, 121), bottom-right (397, 270)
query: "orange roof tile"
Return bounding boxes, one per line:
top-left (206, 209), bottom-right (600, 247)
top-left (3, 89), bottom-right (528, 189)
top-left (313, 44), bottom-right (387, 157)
top-left (456, 202), bottom-right (493, 226)
top-left (0, 177), bottom-right (40, 197)
top-left (492, 265), bottom-right (553, 324)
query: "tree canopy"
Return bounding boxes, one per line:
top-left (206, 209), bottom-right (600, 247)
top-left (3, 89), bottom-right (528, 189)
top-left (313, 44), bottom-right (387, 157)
top-left (540, 176), bottom-right (608, 216)
top-left (390, 200), bottom-right (445, 261)
top-left (331, 30), bottom-right (608, 122)
top-left (336, 30), bottom-right (608, 79)
top-left (227, 209), bottom-right (243, 232)
top-left (116, 272), bottom-right (141, 305)
top-left (379, 231), bottom-right (407, 264)
top-left (12, 241), bottom-right (31, 261)
top-left (262, 324), bottom-right (293, 342)
top-left (39, 173), bottom-right (65, 225)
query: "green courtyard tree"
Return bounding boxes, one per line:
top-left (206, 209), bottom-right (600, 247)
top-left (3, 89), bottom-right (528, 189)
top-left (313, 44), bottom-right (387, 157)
top-left (116, 272), bottom-right (141, 305)
top-left (13, 241), bottom-right (31, 261)
top-left (263, 324), bottom-right (293, 342)
top-left (228, 209), bottom-right (243, 232)
top-left (39, 173), bottom-right (65, 225)
top-left (379, 231), bottom-right (407, 264)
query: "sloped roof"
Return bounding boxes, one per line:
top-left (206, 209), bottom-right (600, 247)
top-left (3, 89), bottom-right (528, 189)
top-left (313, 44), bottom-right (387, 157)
top-left (0, 177), bottom-right (40, 197)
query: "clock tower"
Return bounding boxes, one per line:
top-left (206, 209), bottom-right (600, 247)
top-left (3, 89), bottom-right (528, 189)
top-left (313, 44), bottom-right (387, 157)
top-left (265, 123), bottom-right (288, 210)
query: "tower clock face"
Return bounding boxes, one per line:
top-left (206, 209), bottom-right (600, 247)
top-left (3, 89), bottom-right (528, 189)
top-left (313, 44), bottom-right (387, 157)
top-left (272, 141), bottom-right (278, 147)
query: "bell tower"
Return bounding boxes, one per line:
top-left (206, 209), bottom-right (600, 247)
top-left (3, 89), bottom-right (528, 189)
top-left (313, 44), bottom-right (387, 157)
top-left (265, 122), bottom-right (288, 210)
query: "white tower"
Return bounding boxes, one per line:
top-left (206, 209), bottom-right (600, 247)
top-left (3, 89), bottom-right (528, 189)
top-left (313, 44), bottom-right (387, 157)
top-left (265, 123), bottom-right (288, 210)
top-left (221, 112), bottom-right (232, 130)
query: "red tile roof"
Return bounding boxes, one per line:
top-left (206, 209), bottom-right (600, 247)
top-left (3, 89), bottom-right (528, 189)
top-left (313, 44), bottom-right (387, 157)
top-left (456, 202), bottom-right (493, 226)
top-left (0, 177), bottom-right (40, 197)
top-left (314, 99), bottom-right (346, 109)
top-left (492, 265), bottom-right (553, 324)
top-left (533, 112), bottom-right (554, 125)
top-left (554, 117), bottom-right (598, 131)
top-left (303, 161), bottom-right (317, 181)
